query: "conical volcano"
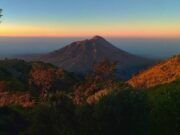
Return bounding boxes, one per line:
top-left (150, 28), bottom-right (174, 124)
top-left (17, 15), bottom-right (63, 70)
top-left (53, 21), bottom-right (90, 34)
top-left (23, 36), bottom-right (152, 79)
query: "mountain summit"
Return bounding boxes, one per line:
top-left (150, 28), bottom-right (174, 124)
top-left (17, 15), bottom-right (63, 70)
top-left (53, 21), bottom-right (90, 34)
top-left (23, 36), bottom-right (152, 79)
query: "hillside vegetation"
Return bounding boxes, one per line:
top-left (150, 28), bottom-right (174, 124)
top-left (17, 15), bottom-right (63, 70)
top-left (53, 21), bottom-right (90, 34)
top-left (0, 59), bottom-right (81, 107)
top-left (128, 55), bottom-right (180, 88)
top-left (0, 57), bottom-right (179, 135)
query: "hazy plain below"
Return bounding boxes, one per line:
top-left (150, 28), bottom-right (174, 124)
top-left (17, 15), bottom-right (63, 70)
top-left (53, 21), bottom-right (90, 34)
top-left (0, 37), bottom-right (180, 59)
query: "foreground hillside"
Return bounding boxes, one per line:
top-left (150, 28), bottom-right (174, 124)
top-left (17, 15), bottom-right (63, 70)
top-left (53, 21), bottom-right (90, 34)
top-left (0, 78), bottom-right (180, 135)
top-left (128, 55), bottom-right (180, 88)
top-left (0, 59), bottom-right (81, 107)
top-left (0, 57), bottom-right (179, 135)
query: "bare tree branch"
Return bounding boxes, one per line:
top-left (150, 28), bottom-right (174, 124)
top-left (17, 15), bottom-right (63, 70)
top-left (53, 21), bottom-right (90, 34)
top-left (0, 9), bottom-right (2, 17)
top-left (0, 9), bottom-right (2, 23)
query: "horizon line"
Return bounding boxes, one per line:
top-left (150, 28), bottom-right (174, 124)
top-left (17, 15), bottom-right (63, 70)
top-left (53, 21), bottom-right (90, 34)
top-left (1, 35), bottom-right (180, 39)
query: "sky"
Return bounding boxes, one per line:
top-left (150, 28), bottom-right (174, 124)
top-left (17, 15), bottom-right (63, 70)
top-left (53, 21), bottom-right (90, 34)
top-left (0, 0), bottom-right (180, 38)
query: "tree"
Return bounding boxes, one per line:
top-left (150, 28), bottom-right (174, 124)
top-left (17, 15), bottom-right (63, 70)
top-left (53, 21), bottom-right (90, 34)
top-left (0, 9), bottom-right (2, 16)
top-left (93, 59), bottom-right (117, 81)
top-left (0, 9), bottom-right (2, 22)
top-left (29, 63), bottom-right (58, 97)
top-left (74, 59), bottom-right (117, 105)
top-left (29, 62), bottom-right (80, 98)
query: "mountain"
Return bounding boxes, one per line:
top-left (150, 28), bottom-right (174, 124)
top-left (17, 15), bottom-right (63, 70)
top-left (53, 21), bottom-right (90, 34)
top-left (128, 55), bottom-right (180, 88)
top-left (22, 36), bottom-right (153, 80)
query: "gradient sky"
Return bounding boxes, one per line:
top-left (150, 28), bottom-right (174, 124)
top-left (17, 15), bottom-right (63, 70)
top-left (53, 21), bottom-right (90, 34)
top-left (0, 0), bottom-right (180, 37)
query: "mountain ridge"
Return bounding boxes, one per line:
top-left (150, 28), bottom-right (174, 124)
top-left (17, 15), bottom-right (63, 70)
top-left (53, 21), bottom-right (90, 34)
top-left (128, 55), bottom-right (180, 88)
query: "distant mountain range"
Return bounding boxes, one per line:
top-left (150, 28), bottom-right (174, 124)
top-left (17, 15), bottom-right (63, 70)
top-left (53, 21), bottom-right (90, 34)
top-left (20, 36), bottom-right (153, 80)
top-left (128, 55), bottom-right (180, 88)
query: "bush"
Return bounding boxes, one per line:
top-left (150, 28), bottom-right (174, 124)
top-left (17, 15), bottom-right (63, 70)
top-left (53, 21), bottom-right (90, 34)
top-left (0, 106), bottom-right (29, 135)
top-left (148, 80), bottom-right (180, 135)
top-left (76, 89), bottom-right (150, 135)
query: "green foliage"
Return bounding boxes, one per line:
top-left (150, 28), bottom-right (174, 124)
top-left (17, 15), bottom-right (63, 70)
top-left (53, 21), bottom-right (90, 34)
top-left (94, 89), bottom-right (150, 135)
top-left (0, 81), bottom-right (180, 135)
top-left (75, 89), bottom-right (150, 135)
top-left (0, 59), bottom-right (32, 92)
top-left (0, 59), bottom-right (32, 79)
top-left (76, 104), bottom-right (97, 135)
top-left (25, 94), bottom-right (76, 135)
top-left (0, 9), bottom-right (2, 21)
top-left (0, 106), bottom-right (29, 135)
top-left (148, 80), bottom-right (180, 135)
top-left (75, 81), bottom-right (180, 135)
top-left (0, 59), bottom-right (80, 95)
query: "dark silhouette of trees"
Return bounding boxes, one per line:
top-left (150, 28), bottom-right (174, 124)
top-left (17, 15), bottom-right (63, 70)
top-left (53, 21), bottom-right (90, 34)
top-left (0, 9), bottom-right (2, 16)
top-left (0, 9), bottom-right (2, 22)
top-left (26, 93), bottom-right (76, 135)
top-left (0, 106), bottom-right (29, 135)
top-left (75, 89), bottom-right (150, 135)
top-left (148, 80), bottom-right (180, 135)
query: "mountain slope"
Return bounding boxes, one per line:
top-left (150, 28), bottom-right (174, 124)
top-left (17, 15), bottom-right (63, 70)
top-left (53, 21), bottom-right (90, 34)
top-left (128, 55), bottom-right (180, 88)
top-left (23, 36), bottom-right (152, 79)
